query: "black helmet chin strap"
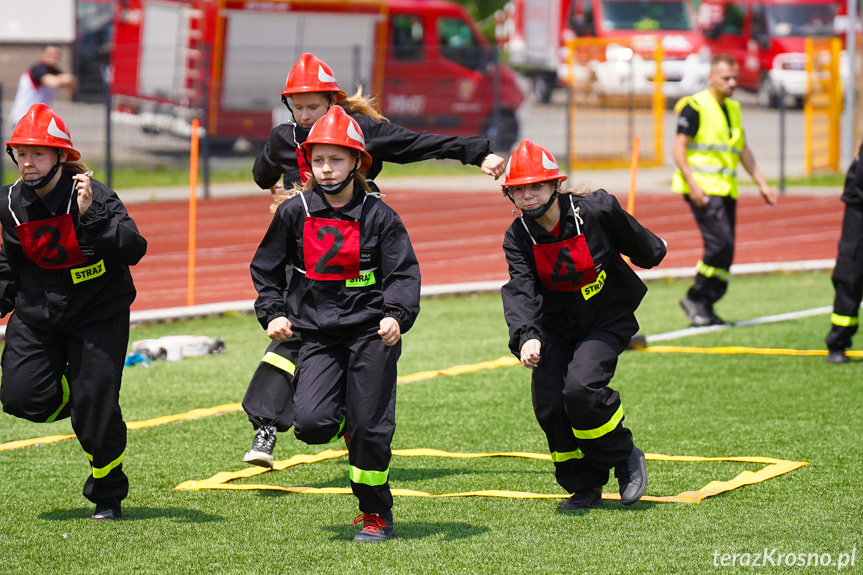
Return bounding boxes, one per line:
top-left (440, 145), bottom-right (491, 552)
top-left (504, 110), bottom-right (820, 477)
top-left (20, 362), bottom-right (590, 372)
top-left (319, 156), bottom-right (360, 195)
top-left (520, 191), bottom-right (559, 220)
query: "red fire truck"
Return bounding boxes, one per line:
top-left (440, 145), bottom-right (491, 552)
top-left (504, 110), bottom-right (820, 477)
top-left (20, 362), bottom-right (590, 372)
top-left (110, 0), bottom-right (524, 148)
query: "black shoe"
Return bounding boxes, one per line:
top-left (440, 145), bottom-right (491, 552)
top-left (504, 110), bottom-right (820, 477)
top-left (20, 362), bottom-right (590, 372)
top-left (680, 297), bottom-right (713, 327)
top-left (615, 446), bottom-right (648, 506)
top-left (243, 426), bottom-right (276, 468)
top-left (91, 501), bottom-right (122, 520)
top-left (627, 333), bottom-right (647, 350)
top-left (707, 311), bottom-right (729, 326)
top-left (352, 511), bottom-right (395, 542)
top-left (827, 349), bottom-right (849, 364)
top-left (558, 486), bottom-right (603, 511)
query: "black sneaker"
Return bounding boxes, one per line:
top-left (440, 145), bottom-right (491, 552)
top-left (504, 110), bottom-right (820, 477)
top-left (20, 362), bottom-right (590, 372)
top-left (615, 446), bottom-right (648, 506)
top-left (827, 349), bottom-right (849, 364)
top-left (679, 297), bottom-right (713, 327)
top-left (558, 486), bottom-right (603, 511)
top-left (91, 500), bottom-right (122, 520)
top-left (243, 426), bottom-right (276, 468)
top-left (351, 511), bottom-right (395, 542)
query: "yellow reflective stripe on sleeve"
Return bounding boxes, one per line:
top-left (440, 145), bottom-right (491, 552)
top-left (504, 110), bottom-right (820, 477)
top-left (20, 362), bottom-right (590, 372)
top-left (44, 375), bottom-right (70, 423)
top-left (261, 352), bottom-right (296, 376)
top-left (581, 270), bottom-right (606, 301)
top-left (831, 313), bottom-right (859, 327)
top-left (327, 418), bottom-right (346, 444)
top-left (84, 450), bottom-right (125, 479)
top-left (349, 465), bottom-right (389, 486)
top-left (573, 404), bottom-right (624, 440)
top-left (696, 260), bottom-right (730, 282)
top-left (70, 260), bottom-right (106, 284)
top-left (551, 449), bottom-right (584, 462)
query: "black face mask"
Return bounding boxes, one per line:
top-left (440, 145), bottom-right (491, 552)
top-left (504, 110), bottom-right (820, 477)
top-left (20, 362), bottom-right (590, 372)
top-left (520, 191), bottom-right (559, 220)
top-left (7, 146), bottom-right (63, 190)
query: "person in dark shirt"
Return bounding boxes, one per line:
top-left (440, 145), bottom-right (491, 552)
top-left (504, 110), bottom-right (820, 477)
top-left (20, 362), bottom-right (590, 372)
top-left (500, 139), bottom-right (666, 511)
top-left (825, 140), bottom-right (863, 363)
top-left (242, 52), bottom-right (504, 469)
top-left (0, 104), bottom-right (147, 520)
top-left (250, 106), bottom-right (420, 542)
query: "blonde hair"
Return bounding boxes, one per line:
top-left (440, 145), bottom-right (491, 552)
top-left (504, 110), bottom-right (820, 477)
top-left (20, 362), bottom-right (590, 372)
top-left (337, 85), bottom-right (387, 122)
top-left (64, 160), bottom-right (90, 175)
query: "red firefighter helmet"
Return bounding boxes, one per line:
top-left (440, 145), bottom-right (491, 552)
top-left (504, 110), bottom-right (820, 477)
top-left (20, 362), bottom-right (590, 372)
top-left (6, 103), bottom-right (81, 161)
top-left (281, 53), bottom-right (347, 101)
top-left (301, 106), bottom-right (372, 171)
top-left (503, 139), bottom-right (566, 187)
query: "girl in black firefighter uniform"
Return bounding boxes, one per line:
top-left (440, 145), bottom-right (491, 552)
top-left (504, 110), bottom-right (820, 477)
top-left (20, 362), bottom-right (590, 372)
top-left (0, 103), bottom-right (147, 520)
top-left (242, 52), bottom-right (503, 469)
top-left (250, 106), bottom-right (420, 542)
top-left (826, 139), bottom-right (863, 363)
top-left (500, 140), bottom-right (666, 510)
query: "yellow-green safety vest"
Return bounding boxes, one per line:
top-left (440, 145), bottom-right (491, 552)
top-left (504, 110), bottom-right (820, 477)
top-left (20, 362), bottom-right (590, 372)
top-left (672, 89), bottom-right (745, 199)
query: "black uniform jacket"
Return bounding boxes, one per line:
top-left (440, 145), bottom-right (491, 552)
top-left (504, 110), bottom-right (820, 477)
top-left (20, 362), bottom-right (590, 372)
top-left (252, 113), bottom-right (493, 189)
top-left (841, 142), bottom-right (863, 205)
top-left (0, 172), bottom-right (147, 332)
top-left (250, 183), bottom-right (421, 335)
top-left (501, 189), bottom-right (666, 356)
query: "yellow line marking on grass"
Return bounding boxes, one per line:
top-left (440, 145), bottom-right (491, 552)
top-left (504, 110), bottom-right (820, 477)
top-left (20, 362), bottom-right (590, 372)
top-left (641, 346), bottom-right (863, 357)
top-left (1, 358), bottom-right (522, 452)
top-left (174, 448), bottom-right (808, 504)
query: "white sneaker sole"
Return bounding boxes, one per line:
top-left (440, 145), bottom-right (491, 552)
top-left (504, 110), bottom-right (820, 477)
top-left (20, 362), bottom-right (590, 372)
top-left (243, 450), bottom-right (274, 468)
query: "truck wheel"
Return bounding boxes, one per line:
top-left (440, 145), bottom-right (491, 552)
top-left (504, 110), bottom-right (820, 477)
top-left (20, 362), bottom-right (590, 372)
top-left (533, 74), bottom-right (555, 104)
top-left (758, 74), bottom-right (779, 108)
top-left (483, 110), bottom-right (519, 152)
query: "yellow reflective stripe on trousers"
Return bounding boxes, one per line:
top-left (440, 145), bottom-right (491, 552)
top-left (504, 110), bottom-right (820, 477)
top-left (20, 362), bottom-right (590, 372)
top-left (84, 450), bottom-right (125, 479)
top-left (573, 405), bottom-right (624, 440)
top-left (327, 418), bottom-right (346, 444)
top-left (831, 313), bottom-right (859, 327)
top-left (696, 260), bottom-right (730, 282)
top-left (44, 375), bottom-right (70, 423)
top-left (261, 352), bottom-right (296, 376)
top-left (349, 465), bottom-right (389, 486)
top-left (551, 449), bottom-right (585, 462)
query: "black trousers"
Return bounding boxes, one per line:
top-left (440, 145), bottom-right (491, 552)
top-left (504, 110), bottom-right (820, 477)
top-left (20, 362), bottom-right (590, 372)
top-left (531, 316), bottom-right (637, 494)
top-left (686, 194), bottom-right (737, 306)
top-left (827, 202), bottom-right (863, 351)
top-left (242, 338), bottom-right (300, 432)
top-left (292, 327), bottom-right (399, 513)
top-left (0, 312), bottom-right (130, 504)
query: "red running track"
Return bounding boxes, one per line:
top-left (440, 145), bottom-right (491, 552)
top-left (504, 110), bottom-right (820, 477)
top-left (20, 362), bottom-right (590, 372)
top-left (1, 188), bottom-right (847, 314)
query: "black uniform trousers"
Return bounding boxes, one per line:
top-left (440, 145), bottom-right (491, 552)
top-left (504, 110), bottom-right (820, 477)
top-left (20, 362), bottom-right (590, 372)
top-left (242, 338), bottom-right (300, 432)
top-left (827, 202), bottom-right (863, 351)
top-left (293, 326), bottom-right (399, 513)
top-left (686, 194), bottom-right (737, 307)
top-left (0, 311), bottom-right (130, 504)
top-left (532, 317), bottom-right (636, 494)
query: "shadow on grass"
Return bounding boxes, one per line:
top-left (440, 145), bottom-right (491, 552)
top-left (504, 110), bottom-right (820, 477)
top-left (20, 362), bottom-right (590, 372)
top-left (39, 506), bottom-right (224, 523)
top-left (556, 498), bottom-right (661, 516)
top-left (324, 520), bottom-right (490, 542)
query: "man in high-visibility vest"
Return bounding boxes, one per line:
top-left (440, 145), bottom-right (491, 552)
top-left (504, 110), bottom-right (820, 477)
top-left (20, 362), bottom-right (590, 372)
top-left (825, 140), bottom-right (863, 363)
top-left (672, 54), bottom-right (776, 327)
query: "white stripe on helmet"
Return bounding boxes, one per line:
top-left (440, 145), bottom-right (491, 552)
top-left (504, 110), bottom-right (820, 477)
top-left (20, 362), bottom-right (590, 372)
top-left (541, 151), bottom-right (558, 171)
top-left (317, 65), bottom-right (337, 84)
top-left (347, 120), bottom-right (365, 147)
top-left (47, 118), bottom-right (71, 142)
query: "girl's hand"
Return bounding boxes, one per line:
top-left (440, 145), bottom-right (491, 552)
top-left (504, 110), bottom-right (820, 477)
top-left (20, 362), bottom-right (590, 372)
top-left (267, 316), bottom-right (293, 342)
top-left (481, 154), bottom-right (506, 179)
top-left (378, 317), bottom-right (401, 347)
top-left (73, 172), bottom-right (93, 213)
top-left (520, 339), bottom-right (541, 368)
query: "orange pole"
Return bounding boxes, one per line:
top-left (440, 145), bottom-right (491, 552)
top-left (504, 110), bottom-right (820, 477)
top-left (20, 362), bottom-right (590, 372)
top-left (188, 118), bottom-right (199, 307)
top-left (627, 135), bottom-right (640, 215)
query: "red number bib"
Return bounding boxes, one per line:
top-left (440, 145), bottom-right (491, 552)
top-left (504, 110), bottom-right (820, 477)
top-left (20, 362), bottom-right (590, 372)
top-left (303, 216), bottom-right (360, 280)
top-left (16, 213), bottom-right (87, 270)
top-left (532, 233), bottom-right (598, 292)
